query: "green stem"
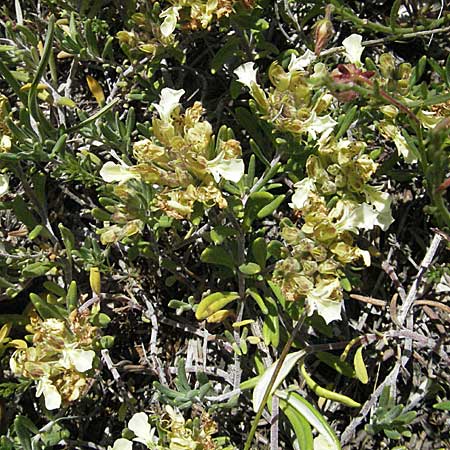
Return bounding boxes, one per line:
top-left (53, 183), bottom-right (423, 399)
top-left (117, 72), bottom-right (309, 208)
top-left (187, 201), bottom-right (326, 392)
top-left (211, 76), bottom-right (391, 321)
top-left (243, 314), bottom-right (306, 450)
top-left (432, 194), bottom-right (450, 229)
top-left (330, 0), bottom-right (449, 35)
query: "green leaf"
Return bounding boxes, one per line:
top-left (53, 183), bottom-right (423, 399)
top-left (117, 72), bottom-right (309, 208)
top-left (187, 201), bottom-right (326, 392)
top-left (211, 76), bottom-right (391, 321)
top-left (316, 352), bottom-right (355, 378)
top-left (276, 390), bottom-right (341, 450)
top-left (251, 237), bottom-right (267, 268)
top-left (239, 262), bottom-right (261, 275)
top-left (243, 191), bottom-right (274, 229)
top-left (210, 225), bottom-right (237, 245)
top-left (211, 37), bottom-right (240, 74)
top-left (195, 291), bottom-right (240, 320)
top-left (335, 105), bottom-right (357, 140)
top-left (256, 194), bottom-right (285, 219)
top-left (353, 347), bottom-right (369, 384)
top-left (10, 197), bottom-right (38, 229)
top-left (28, 224), bottom-right (44, 240)
top-left (446, 54), bottom-right (450, 88)
top-left (279, 396), bottom-right (314, 450)
top-left (252, 350), bottom-right (306, 412)
top-left (384, 429), bottom-right (402, 440)
top-left (200, 246), bottom-right (235, 270)
top-left (22, 261), bottom-right (53, 278)
top-left (433, 401), bottom-right (450, 411)
top-left (14, 415), bottom-right (38, 450)
top-left (410, 55), bottom-right (427, 86)
top-left (389, 0), bottom-right (402, 31)
top-left (246, 288), bottom-right (268, 315)
top-left (66, 280), bottom-right (78, 312)
top-left (58, 223), bottom-right (75, 255)
top-left (40, 422), bottom-right (70, 446)
top-left (29, 292), bottom-right (66, 321)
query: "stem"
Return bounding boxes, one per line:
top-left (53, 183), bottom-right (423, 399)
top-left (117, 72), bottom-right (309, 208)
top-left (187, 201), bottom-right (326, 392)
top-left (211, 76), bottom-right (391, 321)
top-left (330, 0), bottom-right (449, 35)
top-left (243, 314), bottom-right (306, 450)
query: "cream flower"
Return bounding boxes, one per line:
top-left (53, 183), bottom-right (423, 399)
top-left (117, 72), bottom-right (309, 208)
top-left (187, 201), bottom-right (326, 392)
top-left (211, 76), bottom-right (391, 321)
top-left (288, 49), bottom-right (317, 72)
top-left (160, 6), bottom-right (180, 37)
top-left (302, 112), bottom-right (337, 140)
top-left (342, 34), bottom-right (364, 65)
top-left (0, 173), bottom-right (9, 197)
top-left (60, 347), bottom-right (95, 372)
top-left (207, 151), bottom-right (244, 183)
top-left (234, 62), bottom-right (258, 89)
top-left (36, 377), bottom-right (62, 410)
top-left (153, 88), bottom-right (185, 122)
top-left (128, 412), bottom-right (158, 447)
top-left (290, 178), bottom-right (316, 210)
top-left (100, 161), bottom-right (138, 184)
top-left (109, 438), bottom-right (133, 450)
top-left (306, 278), bottom-right (342, 324)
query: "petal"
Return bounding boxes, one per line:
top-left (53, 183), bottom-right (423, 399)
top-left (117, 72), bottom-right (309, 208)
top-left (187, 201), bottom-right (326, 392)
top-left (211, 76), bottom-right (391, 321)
top-left (288, 49), bottom-right (316, 72)
top-left (234, 62), bottom-right (258, 89)
top-left (68, 349), bottom-right (95, 372)
top-left (343, 34), bottom-right (364, 65)
top-left (290, 178), bottom-right (315, 209)
top-left (110, 438), bottom-right (133, 450)
top-left (100, 162), bottom-right (136, 184)
top-left (153, 88), bottom-right (185, 122)
top-left (0, 174), bottom-right (9, 197)
top-left (128, 412), bottom-right (152, 443)
top-left (160, 7), bottom-right (179, 37)
top-left (208, 157), bottom-right (244, 183)
top-left (303, 112), bottom-right (337, 139)
top-left (337, 203), bottom-right (378, 231)
top-left (306, 279), bottom-right (342, 324)
top-left (38, 380), bottom-right (62, 410)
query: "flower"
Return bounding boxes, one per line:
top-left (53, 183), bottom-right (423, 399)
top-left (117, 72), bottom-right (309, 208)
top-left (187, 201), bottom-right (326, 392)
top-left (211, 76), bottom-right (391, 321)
top-left (342, 34), bottom-right (364, 65)
top-left (290, 178), bottom-right (316, 210)
top-left (207, 151), bottom-right (244, 183)
top-left (234, 62), bottom-right (258, 89)
top-left (378, 123), bottom-right (418, 163)
top-left (153, 88), bottom-right (185, 122)
top-left (0, 173), bottom-right (9, 197)
top-left (336, 202), bottom-right (389, 232)
top-left (60, 347), bottom-right (95, 372)
top-left (128, 412), bottom-right (158, 447)
top-left (109, 438), bottom-right (133, 450)
top-left (100, 162), bottom-right (139, 184)
top-left (288, 49), bottom-right (316, 72)
top-left (302, 112), bottom-right (337, 140)
top-left (306, 278), bottom-right (342, 324)
top-left (36, 377), bottom-right (62, 410)
top-left (160, 6), bottom-right (180, 37)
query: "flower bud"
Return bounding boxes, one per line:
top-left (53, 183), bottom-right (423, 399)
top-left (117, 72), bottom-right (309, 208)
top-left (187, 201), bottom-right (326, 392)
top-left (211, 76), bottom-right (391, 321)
top-left (314, 11), bottom-right (334, 55)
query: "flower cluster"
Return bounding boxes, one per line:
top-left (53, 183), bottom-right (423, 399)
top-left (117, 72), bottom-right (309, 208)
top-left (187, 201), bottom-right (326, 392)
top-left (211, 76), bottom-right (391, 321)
top-left (159, 0), bottom-right (240, 36)
top-left (117, 1), bottom-right (252, 58)
top-left (272, 137), bottom-right (392, 323)
top-left (110, 407), bottom-right (231, 450)
top-left (99, 88), bottom-right (244, 243)
top-left (234, 39), bottom-right (396, 324)
top-left (10, 310), bottom-right (98, 410)
top-left (234, 57), bottom-right (337, 140)
top-left (233, 34), bottom-right (369, 141)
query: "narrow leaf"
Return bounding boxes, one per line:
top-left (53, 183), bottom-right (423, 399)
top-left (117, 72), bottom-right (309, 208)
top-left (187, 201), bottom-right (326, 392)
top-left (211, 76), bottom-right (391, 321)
top-left (276, 390), bottom-right (341, 450)
top-left (253, 350), bottom-right (305, 412)
top-left (195, 291), bottom-right (240, 320)
top-left (353, 347), bottom-right (369, 384)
